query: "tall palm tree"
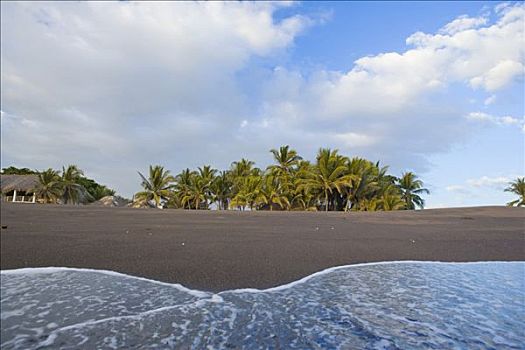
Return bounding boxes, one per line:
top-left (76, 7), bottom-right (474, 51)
top-left (211, 171), bottom-right (232, 210)
top-left (344, 158), bottom-right (378, 211)
top-left (268, 145), bottom-right (302, 176)
top-left (175, 168), bottom-right (196, 209)
top-left (135, 165), bottom-right (175, 208)
top-left (290, 160), bottom-right (315, 210)
top-left (231, 175), bottom-right (262, 210)
top-left (268, 146), bottom-right (302, 205)
top-left (257, 175), bottom-right (290, 210)
top-left (505, 177), bottom-right (525, 207)
top-left (379, 185), bottom-right (405, 211)
top-left (182, 173), bottom-right (209, 210)
top-left (297, 148), bottom-right (351, 211)
top-left (61, 165), bottom-right (90, 204)
top-left (35, 168), bottom-right (62, 203)
top-left (197, 165), bottom-right (217, 209)
top-left (398, 172), bottom-right (429, 209)
top-left (198, 165), bottom-right (217, 183)
top-left (230, 158), bottom-right (255, 178)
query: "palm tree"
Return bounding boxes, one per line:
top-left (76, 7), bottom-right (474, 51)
top-left (175, 168), bottom-right (196, 209)
top-left (290, 160), bottom-right (316, 210)
top-left (230, 158), bottom-right (256, 178)
top-left (505, 177), bottom-right (525, 207)
top-left (183, 174), bottom-right (208, 210)
top-left (257, 175), bottom-right (290, 210)
top-left (344, 158), bottom-right (378, 211)
top-left (231, 175), bottom-right (262, 210)
top-left (197, 165), bottom-right (217, 209)
top-left (268, 146), bottom-right (302, 206)
top-left (35, 168), bottom-right (62, 203)
top-left (61, 165), bottom-right (90, 204)
top-left (211, 171), bottom-right (232, 210)
top-left (397, 172), bottom-right (429, 209)
top-left (135, 165), bottom-right (175, 208)
top-left (268, 145), bottom-right (302, 176)
top-left (379, 185), bottom-right (406, 211)
top-left (297, 148), bottom-right (351, 211)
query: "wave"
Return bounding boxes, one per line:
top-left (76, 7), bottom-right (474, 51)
top-left (2, 260), bottom-right (522, 295)
top-left (2, 261), bottom-right (524, 349)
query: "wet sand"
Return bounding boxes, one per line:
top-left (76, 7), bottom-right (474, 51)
top-left (1, 204), bottom-right (523, 292)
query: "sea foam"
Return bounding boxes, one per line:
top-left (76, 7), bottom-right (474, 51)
top-left (1, 262), bottom-right (524, 349)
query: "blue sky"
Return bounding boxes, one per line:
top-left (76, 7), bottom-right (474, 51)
top-left (1, 1), bottom-right (523, 207)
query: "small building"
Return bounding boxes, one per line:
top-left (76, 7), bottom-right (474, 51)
top-left (0, 174), bottom-right (39, 203)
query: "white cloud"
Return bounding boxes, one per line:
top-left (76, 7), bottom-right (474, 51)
top-left (1, 2), bottom-right (524, 197)
top-left (439, 14), bottom-right (488, 35)
top-left (484, 95), bottom-right (497, 105)
top-left (0, 2), bottom-right (311, 194)
top-left (465, 112), bottom-right (524, 130)
top-left (470, 60), bottom-right (525, 91)
top-left (466, 112), bottom-right (494, 122)
top-left (332, 132), bottom-right (377, 148)
top-left (466, 176), bottom-right (515, 188)
top-left (240, 3), bottom-right (524, 164)
top-left (445, 185), bottom-right (467, 193)
top-left (447, 175), bottom-right (518, 192)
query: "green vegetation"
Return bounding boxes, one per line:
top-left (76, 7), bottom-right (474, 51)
top-left (34, 169), bottom-right (62, 204)
top-left (505, 177), bottom-right (525, 207)
top-left (134, 146), bottom-right (429, 211)
top-left (1, 166), bottom-right (38, 175)
top-left (398, 172), bottom-right (430, 210)
top-left (135, 165), bottom-right (176, 208)
top-left (2, 165), bottom-right (116, 204)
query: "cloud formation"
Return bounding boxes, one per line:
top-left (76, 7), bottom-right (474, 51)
top-left (240, 2), bottom-right (524, 169)
top-left (1, 2), bottom-right (523, 196)
top-left (465, 112), bottom-right (524, 131)
top-left (446, 175), bottom-right (517, 194)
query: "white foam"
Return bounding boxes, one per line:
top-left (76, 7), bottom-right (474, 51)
top-left (0, 267), bottom-right (210, 298)
top-left (221, 261), bottom-right (524, 294)
top-left (1, 261), bottom-right (522, 296)
top-left (2, 261), bottom-right (523, 349)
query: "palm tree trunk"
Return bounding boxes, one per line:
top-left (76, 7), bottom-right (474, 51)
top-left (325, 190), bottom-right (329, 212)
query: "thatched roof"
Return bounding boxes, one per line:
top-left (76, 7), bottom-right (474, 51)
top-left (0, 174), bottom-right (39, 193)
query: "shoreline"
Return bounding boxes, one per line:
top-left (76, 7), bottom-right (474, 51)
top-left (1, 204), bottom-right (524, 292)
top-left (3, 261), bottom-right (523, 295)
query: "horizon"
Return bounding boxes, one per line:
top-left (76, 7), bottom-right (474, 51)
top-left (1, 1), bottom-right (524, 208)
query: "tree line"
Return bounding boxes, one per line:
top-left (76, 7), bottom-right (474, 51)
top-left (1, 165), bottom-right (115, 204)
top-left (134, 146), bottom-right (430, 211)
top-left (3, 149), bottom-right (523, 209)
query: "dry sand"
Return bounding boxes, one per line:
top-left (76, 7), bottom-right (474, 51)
top-left (1, 203), bottom-right (523, 292)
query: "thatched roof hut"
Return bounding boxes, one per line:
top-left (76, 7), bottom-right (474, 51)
top-left (0, 174), bottom-right (39, 194)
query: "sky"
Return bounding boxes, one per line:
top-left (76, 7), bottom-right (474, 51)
top-left (1, 1), bottom-right (524, 207)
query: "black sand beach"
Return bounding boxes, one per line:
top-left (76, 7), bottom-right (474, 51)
top-left (1, 204), bottom-right (523, 292)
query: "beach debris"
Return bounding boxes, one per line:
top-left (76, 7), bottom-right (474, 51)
top-left (1, 225), bottom-right (7, 229)
top-left (330, 226), bottom-right (334, 230)
top-left (315, 227), bottom-right (319, 231)
top-left (410, 239), bottom-right (416, 243)
top-left (181, 242), bottom-right (185, 246)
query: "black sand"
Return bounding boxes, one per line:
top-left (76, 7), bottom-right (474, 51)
top-left (1, 204), bottom-right (523, 292)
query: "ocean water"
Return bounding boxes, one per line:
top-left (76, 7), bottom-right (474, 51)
top-left (1, 262), bottom-right (524, 350)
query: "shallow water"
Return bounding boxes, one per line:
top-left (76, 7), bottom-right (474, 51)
top-left (1, 262), bottom-right (524, 349)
